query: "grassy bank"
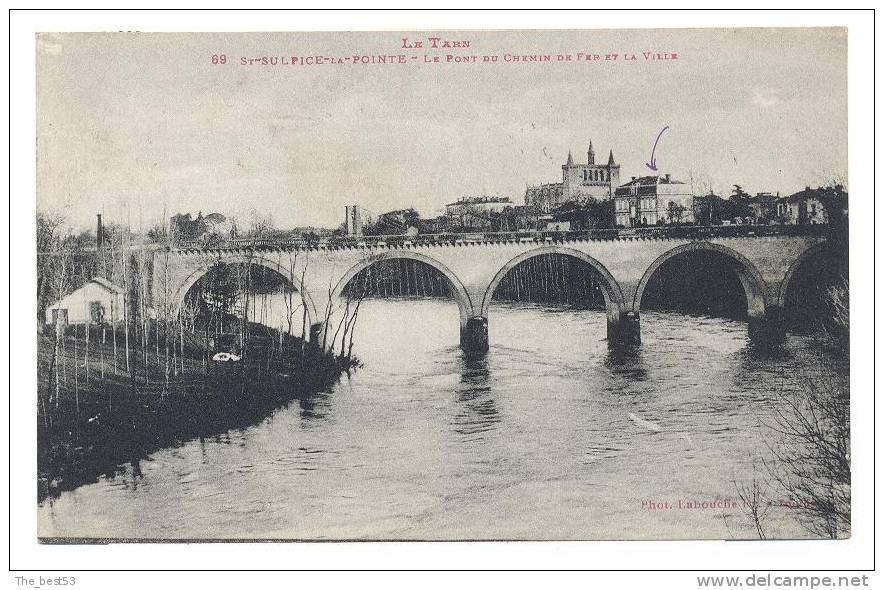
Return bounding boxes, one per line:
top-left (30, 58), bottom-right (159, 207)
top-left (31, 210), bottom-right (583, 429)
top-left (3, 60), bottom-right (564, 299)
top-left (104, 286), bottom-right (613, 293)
top-left (37, 321), bottom-right (355, 503)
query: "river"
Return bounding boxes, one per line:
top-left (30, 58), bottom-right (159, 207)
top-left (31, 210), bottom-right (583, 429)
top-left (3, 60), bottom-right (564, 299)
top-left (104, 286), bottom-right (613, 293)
top-left (37, 298), bottom-right (847, 540)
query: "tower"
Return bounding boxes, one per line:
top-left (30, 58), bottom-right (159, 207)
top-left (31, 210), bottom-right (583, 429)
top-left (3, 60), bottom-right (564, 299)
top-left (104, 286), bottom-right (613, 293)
top-left (557, 141), bottom-right (621, 203)
top-left (607, 149), bottom-right (620, 193)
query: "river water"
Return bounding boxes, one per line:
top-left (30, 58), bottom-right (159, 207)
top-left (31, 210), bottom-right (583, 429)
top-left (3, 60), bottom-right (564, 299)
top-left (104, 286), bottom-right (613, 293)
top-left (37, 299), bottom-right (846, 540)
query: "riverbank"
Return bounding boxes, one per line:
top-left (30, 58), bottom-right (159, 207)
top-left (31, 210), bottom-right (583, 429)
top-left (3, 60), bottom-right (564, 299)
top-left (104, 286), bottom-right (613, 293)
top-left (37, 323), bottom-right (356, 503)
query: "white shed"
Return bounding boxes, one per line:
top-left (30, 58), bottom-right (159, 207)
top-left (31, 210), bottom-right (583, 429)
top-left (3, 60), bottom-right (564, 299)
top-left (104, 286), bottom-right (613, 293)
top-left (45, 277), bottom-right (125, 326)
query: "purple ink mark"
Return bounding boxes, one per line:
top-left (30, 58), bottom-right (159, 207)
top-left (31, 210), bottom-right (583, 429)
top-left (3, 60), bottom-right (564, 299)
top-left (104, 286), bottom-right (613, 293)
top-left (645, 126), bottom-right (669, 172)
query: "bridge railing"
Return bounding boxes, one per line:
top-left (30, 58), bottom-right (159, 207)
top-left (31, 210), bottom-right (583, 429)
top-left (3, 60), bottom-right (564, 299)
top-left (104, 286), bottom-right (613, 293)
top-left (174, 223), bottom-right (830, 251)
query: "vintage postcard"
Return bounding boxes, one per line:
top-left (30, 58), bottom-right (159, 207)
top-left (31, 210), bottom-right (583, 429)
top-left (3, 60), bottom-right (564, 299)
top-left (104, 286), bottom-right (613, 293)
top-left (35, 28), bottom-right (849, 541)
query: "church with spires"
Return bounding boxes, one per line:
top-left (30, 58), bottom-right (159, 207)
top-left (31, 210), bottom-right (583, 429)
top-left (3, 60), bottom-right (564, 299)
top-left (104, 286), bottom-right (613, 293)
top-left (524, 141), bottom-right (621, 212)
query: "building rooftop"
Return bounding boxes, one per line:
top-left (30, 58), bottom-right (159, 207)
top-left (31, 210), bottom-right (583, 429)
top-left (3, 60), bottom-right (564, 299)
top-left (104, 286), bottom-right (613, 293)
top-left (446, 196), bottom-right (513, 206)
top-left (619, 174), bottom-right (685, 187)
top-left (90, 276), bottom-right (124, 293)
top-left (785, 185), bottom-right (846, 203)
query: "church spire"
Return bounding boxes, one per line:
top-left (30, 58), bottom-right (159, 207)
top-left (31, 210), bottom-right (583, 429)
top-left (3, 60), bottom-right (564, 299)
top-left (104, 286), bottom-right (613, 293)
top-left (608, 149), bottom-right (615, 166)
top-left (566, 150), bottom-right (574, 166)
top-left (587, 141), bottom-right (595, 165)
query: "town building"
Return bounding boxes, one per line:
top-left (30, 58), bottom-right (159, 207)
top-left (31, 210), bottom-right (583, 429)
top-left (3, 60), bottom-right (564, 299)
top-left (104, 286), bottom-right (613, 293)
top-left (525, 141), bottom-right (621, 211)
top-left (776, 187), bottom-right (832, 225)
top-left (45, 277), bottom-right (125, 326)
top-left (614, 174), bottom-right (695, 227)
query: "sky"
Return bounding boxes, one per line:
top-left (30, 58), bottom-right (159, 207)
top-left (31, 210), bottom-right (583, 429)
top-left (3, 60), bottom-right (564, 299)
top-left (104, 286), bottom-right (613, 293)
top-left (36, 28), bottom-right (847, 231)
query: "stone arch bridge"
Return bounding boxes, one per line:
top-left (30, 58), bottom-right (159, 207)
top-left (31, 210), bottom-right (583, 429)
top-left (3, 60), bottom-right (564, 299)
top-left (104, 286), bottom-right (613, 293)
top-left (152, 231), bottom-right (829, 353)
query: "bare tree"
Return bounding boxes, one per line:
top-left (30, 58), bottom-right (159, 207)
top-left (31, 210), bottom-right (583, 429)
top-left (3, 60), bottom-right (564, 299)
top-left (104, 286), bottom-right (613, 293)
top-left (765, 375), bottom-right (850, 539)
top-left (122, 232), bottom-right (133, 390)
top-left (280, 250), bottom-right (302, 340)
top-left (37, 211), bottom-right (65, 318)
top-left (734, 273), bottom-right (850, 540)
top-left (162, 208), bottom-right (172, 393)
top-left (249, 209), bottom-right (276, 240)
top-left (819, 277), bottom-right (849, 351)
top-left (666, 201), bottom-right (687, 224)
top-left (329, 281), bottom-right (352, 356)
top-left (327, 261), bottom-right (376, 361)
top-left (733, 459), bottom-right (773, 539)
top-left (344, 271), bottom-right (371, 360)
top-left (299, 254), bottom-right (312, 359)
top-left (42, 218), bottom-right (73, 423)
top-left (137, 251), bottom-right (148, 385)
top-left (318, 275), bottom-right (340, 355)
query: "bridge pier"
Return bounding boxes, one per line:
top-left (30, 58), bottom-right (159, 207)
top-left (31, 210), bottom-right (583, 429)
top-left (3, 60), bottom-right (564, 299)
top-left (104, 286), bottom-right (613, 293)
top-left (607, 312), bottom-right (641, 347)
top-left (460, 317), bottom-right (489, 355)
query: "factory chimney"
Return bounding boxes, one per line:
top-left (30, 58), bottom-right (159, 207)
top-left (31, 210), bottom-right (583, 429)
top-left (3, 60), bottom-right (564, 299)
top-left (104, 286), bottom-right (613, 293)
top-left (96, 213), bottom-right (104, 248)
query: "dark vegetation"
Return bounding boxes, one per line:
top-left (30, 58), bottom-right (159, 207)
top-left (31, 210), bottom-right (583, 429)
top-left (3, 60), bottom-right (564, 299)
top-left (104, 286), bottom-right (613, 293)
top-left (37, 323), bottom-right (350, 503)
top-left (37, 224), bottom-right (359, 503)
top-left (731, 206), bottom-right (850, 539)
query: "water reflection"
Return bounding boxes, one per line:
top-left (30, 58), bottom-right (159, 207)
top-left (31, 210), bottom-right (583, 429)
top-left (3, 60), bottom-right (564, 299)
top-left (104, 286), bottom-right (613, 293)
top-left (293, 389), bottom-right (333, 422)
top-left (604, 343), bottom-right (649, 382)
top-left (452, 353), bottom-right (499, 438)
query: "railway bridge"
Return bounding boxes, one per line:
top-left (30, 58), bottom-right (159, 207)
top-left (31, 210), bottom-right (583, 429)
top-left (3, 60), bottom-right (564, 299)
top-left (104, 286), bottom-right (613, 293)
top-left (152, 227), bottom-right (831, 353)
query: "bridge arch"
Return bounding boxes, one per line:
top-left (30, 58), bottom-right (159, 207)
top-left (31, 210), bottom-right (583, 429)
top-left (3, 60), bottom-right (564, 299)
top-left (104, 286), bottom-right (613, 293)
top-left (481, 245), bottom-right (626, 320)
top-left (170, 254), bottom-right (318, 331)
top-left (633, 241), bottom-right (768, 318)
top-left (776, 241), bottom-right (835, 309)
top-left (330, 251), bottom-right (475, 324)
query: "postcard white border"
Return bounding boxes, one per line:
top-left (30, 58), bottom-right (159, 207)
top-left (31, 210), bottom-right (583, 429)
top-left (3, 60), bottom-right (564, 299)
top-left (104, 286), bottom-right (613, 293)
top-left (7, 7), bottom-right (877, 582)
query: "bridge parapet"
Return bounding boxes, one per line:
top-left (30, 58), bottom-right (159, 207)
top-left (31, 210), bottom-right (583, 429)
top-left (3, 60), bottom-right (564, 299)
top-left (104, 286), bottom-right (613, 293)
top-left (174, 223), bottom-right (830, 253)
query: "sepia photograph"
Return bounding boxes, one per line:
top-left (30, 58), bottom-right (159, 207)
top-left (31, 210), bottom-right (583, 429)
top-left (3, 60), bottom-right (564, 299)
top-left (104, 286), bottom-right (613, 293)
top-left (30, 24), bottom-right (853, 547)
